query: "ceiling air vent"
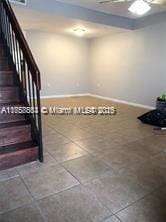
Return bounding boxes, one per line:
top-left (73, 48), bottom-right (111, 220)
top-left (10, 0), bottom-right (26, 5)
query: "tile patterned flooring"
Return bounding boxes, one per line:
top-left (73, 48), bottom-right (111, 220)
top-left (0, 96), bottom-right (166, 222)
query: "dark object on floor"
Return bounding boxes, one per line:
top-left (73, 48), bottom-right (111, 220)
top-left (156, 99), bottom-right (166, 110)
top-left (138, 109), bottom-right (166, 127)
top-left (153, 127), bottom-right (166, 131)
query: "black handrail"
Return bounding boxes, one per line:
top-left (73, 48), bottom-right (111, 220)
top-left (0, 0), bottom-right (43, 162)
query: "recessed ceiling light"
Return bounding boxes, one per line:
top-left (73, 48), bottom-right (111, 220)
top-left (73, 28), bottom-right (86, 37)
top-left (128, 0), bottom-right (151, 16)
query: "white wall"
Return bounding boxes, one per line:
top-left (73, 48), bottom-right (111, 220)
top-left (26, 31), bottom-right (90, 97)
top-left (26, 21), bottom-right (166, 107)
top-left (90, 21), bottom-right (166, 107)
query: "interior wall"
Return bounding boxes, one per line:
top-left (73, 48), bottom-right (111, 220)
top-left (90, 21), bottom-right (166, 107)
top-left (26, 20), bottom-right (166, 107)
top-left (26, 31), bottom-right (90, 97)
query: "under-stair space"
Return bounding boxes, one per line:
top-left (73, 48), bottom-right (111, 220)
top-left (0, 0), bottom-right (43, 171)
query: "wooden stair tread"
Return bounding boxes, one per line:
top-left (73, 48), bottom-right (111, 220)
top-left (0, 85), bottom-right (14, 87)
top-left (0, 120), bottom-right (31, 147)
top-left (0, 8), bottom-right (41, 170)
top-left (0, 86), bottom-right (17, 89)
top-left (0, 71), bottom-right (13, 74)
top-left (0, 120), bottom-right (29, 129)
top-left (0, 114), bottom-right (25, 124)
top-left (0, 141), bottom-right (37, 155)
top-left (0, 68), bottom-right (12, 71)
top-left (0, 102), bottom-right (22, 107)
top-left (0, 140), bottom-right (37, 152)
top-left (0, 145), bottom-right (38, 171)
top-left (0, 103), bottom-right (23, 110)
top-left (0, 86), bottom-right (18, 103)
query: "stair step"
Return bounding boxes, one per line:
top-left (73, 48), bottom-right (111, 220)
top-left (0, 103), bottom-right (26, 123)
top-left (0, 58), bottom-right (8, 66)
top-left (0, 121), bottom-right (31, 146)
top-left (0, 120), bottom-right (28, 128)
top-left (0, 86), bottom-right (18, 103)
top-left (0, 113), bottom-right (25, 124)
top-left (0, 66), bottom-right (11, 71)
top-left (0, 102), bottom-right (22, 108)
top-left (0, 56), bottom-right (8, 60)
top-left (0, 70), bottom-right (13, 74)
top-left (0, 103), bottom-right (25, 121)
top-left (0, 49), bottom-right (5, 56)
top-left (0, 141), bottom-right (38, 170)
top-left (0, 57), bottom-right (8, 60)
top-left (0, 38), bottom-right (39, 171)
top-left (0, 71), bottom-right (13, 85)
top-left (0, 141), bottom-right (36, 154)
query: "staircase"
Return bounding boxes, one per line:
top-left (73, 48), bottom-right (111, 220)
top-left (0, 0), bottom-right (43, 170)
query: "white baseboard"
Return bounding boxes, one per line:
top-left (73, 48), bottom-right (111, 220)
top-left (89, 94), bottom-right (155, 110)
top-left (41, 93), bottom-right (155, 110)
top-left (41, 93), bottom-right (90, 99)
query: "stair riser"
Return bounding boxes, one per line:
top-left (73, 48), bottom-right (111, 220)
top-left (0, 48), bottom-right (4, 55)
top-left (0, 125), bottom-right (31, 146)
top-left (0, 114), bottom-right (25, 123)
top-left (0, 88), bottom-right (18, 103)
top-left (0, 66), bottom-right (10, 71)
top-left (0, 60), bottom-right (8, 66)
top-left (0, 147), bottom-right (38, 171)
top-left (0, 74), bottom-right (13, 85)
top-left (0, 35), bottom-right (40, 170)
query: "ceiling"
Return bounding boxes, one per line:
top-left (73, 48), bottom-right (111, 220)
top-left (56, 0), bottom-right (166, 18)
top-left (13, 6), bottom-right (127, 38)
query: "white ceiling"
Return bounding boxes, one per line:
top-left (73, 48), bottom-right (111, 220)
top-left (56, 0), bottom-right (166, 18)
top-left (13, 6), bottom-right (127, 38)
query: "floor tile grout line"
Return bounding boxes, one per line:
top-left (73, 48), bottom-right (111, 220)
top-left (1, 151), bottom-right (165, 220)
top-left (17, 163), bottom-right (81, 201)
top-left (33, 199), bottom-right (48, 222)
top-left (17, 171), bottom-right (51, 222)
top-left (44, 140), bottom-right (166, 218)
top-left (45, 150), bottom-right (115, 216)
top-left (1, 98), bottom-right (165, 220)
top-left (112, 183), bottom-right (166, 216)
top-left (43, 122), bottom-right (162, 167)
top-left (115, 214), bottom-right (124, 222)
top-left (44, 130), bottom-right (117, 172)
top-left (0, 174), bottom-right (19, 183)
top-left (0, 202), bottom-right (38, 216)
top-left (16, 166), bottom-right (83, 222)
top-left (59, 159), bottom-right (115, 216)
top-left (46, 122), bottom-right (105, 148)
top-left (100, 214), bottom-right (124, 222)
top-left (46, 148), bottom-right (115, 185)
top-left (46, 149), bottom-right (82, 184)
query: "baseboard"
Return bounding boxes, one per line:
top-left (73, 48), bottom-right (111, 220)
top-left (41, 93), bottom-right (90, 99)
top-left (89, 94), bottom-right (155, 110)
top-left (41, 93), bottom-right (155, 110)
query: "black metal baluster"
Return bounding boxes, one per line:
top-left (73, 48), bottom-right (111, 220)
top-left (10, 29), bottom-right (14, 62)
top-left (21, 58), bottom-right (27, 93)
top-left (37, 89), bottom-right (43, 162)
top-left (32, 81), bottom-right (37, 124)
top-left (12, 32), bottom-right (18, 68)
top-left (6, 17), bottom-right (11, 53)
top-left (0, 0), bottom-right (43, 162)
top-left (2, 8), bottom-right (5, 38)
top-left (4, 10), bottom-right (9, 47)
top-left (27, 69), bottom-right (32, 108)
top-left (16, 41), bottom-right (21, 75)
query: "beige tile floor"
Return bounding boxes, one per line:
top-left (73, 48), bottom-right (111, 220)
top-left (0, 96), bottom-right (166, 222)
